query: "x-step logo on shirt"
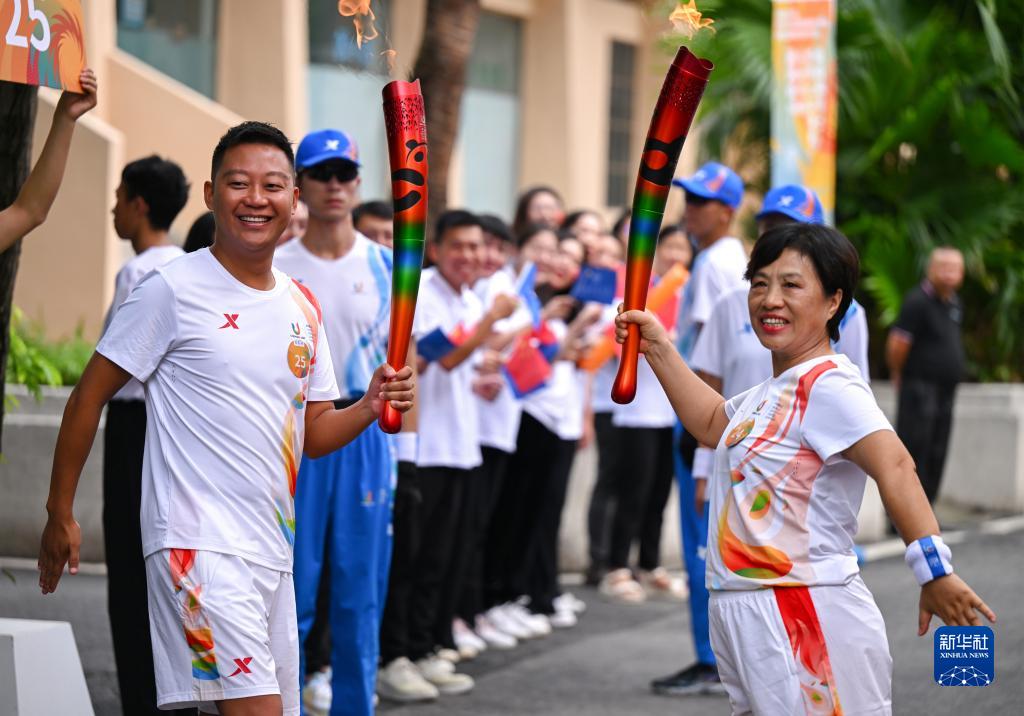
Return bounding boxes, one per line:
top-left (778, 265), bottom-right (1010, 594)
top-left (219, 313), bottom-right (240, 329)
top-left (227, 657), bottom-right (253, 677)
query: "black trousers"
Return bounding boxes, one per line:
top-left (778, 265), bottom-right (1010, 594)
top-left (408, 466), bottom-right (470, 660)
top-left (380, 462), bottom-right (421, 664)
top-left (896, 379), bottom-right (957, 503)
top-left (607, 426), bottom-right (675, 571)
top-left (458, 446), bottom-right (511, 622)
top-left (586, 412), bottom-right (622, 572)
top-left (489, 413), bottom-right (577, 614)
top-left (103, 401), bottom-right (194, 716)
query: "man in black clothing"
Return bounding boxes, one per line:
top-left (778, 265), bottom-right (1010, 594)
top-left (886, 246), bottom-right (965, 503)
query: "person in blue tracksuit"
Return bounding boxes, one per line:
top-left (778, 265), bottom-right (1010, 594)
top-left (274, 129), bottom-right (395, 716)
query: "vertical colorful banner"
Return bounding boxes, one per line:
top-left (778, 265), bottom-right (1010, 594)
top-left (770, 0), bottom-right (837, 223)
top-left (0, 0), bottom-right (86, 91)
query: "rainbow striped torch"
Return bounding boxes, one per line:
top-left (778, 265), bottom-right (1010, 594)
top-left (379, 79), bottom-right (428, 433)
top-left (612, 47), bottom-right (713, 404)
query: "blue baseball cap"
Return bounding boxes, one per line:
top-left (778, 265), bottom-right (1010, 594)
top-left (756, 184), bottom-right (824, 224)
top-left (295, 129), bottom-right (360, 171)
top-left (672, 161), bottom-right (743, 209)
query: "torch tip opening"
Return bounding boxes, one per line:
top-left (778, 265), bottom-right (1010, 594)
top-left (382, 79), bottom-right (422, 101)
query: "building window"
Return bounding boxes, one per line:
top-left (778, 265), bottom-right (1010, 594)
top-left (606, 41), bottom-right (636, 207)
top-left (458, 12), bottom-right (522, 219)
top-left (308, 0), bottom-right (391, 74)
top-left (117, 0), bottom-right (219, 98)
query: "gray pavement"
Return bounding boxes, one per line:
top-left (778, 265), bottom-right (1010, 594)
top-left (1, 528), bottom-right (1020, 715)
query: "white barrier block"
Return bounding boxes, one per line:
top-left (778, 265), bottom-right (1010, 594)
top-left (0, 619), bottom-right (94, 716)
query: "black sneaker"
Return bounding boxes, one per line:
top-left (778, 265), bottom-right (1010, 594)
top-left (650, 662), bottom-right (726, 696)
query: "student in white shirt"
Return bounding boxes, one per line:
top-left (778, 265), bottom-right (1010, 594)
top-left (455, 214), bottom-right (529, 652)
top-left (654, 161), bottom-right (749, 695)
top-left (101, 155), bottom-right (188, 716)
top-left (381, 211), bottom-right (514, 699)
top-left (273, 129), bottom-right (399, 716)
top-left (616, 222), bottom-right (994, 715)
top-left (38, 122), bottom-right (414, 716)
top-left (493, 237), bottom-right (600, 628)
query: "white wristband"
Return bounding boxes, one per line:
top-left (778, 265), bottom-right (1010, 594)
top-left (395, 432), bottom-right (418, 463)
top-left (904, 535), bottom-right (954, 585)
top-left (692, 446), bottom-right (714, 481)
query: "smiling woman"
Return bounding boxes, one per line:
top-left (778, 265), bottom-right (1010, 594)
top-left (613, 221), bottom-right (995, 714)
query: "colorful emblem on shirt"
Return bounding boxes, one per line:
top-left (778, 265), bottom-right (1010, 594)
top-left (287, 339), bottom-right (311, 379)
top-left (725, 418), bottom-right (755, 447)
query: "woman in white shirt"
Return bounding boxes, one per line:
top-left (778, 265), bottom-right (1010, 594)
top-left (615, 223), bottom-right (994, 715)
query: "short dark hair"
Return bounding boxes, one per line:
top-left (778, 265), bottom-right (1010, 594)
top-left (183, 211), bottom-right (216, 253)
top-left (479, 214), bottom-right (513, 244)
top-left (433, 209), bottom-right (481, 244)
top-left (121, 155), bottom-right (189, 231)
top-left (353, 200), bottom-right (394, 226)
top-left (211, 121), bottom-right (294, 180)
top-left (745, 223), bottom-right (859, 342)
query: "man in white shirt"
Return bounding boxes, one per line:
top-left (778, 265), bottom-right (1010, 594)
top-left (101, 155), bottom-right (189, 716)
top-left (273, 129), bottom-right (401, 716)
top-left (38, 122), bottom-right (413, 716)
top-left (653, 161), bottom-right (748, 696)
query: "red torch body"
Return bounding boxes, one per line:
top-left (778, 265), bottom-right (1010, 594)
top-left (611, 47), bottom-right (713, 404)
top-left (380, 80), bottom-right (429, 433)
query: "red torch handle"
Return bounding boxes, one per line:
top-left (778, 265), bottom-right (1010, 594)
top-left (612, 46), bottom-right (712, 404)
top-left (379, 79), bottom-right (428, 433)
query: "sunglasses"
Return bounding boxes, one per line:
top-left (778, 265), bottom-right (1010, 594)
top-left (303, 161), bottom-right (359, 184)
top-left (684, 193), bottom-right (712, 207)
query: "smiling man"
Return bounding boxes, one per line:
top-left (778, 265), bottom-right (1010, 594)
top-left (37, 121), bottom-right (414, 716)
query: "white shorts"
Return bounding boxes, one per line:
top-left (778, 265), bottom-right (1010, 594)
top-left (144, 549), bottom-right (300, 714)
top-left (709, 575), bottom-right (892, 716)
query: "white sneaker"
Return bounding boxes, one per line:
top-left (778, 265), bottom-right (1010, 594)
top-left (414, 655), bottom-right (475, 696)
top-left (508, 602), bottom-right (551, 637)
top-left (485, 604), bottom-right (532, 640)
top-left (453, 618), bottom-right (487, 659)
top-left (600, 568), bottom-right (647, 604)
top-left (376, 658), bottom-right (439, 703)
top-left (475, 614), bottom-right (517, 649)
top-left (554, 591), bottom-right (587, 614)
top-left (548, 607), bottom-right (578, 629)
top-left (639, 567), bottom-right (688, 601)
top-left (434, 649), bottom-right (459, 670)
top-left (302, 668), bottom-right (331, 716)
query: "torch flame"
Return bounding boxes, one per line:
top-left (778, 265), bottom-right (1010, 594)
top-left (338, 0), bottom-right (380, 49)
top-left (669, 0), bottom-right (715, 40)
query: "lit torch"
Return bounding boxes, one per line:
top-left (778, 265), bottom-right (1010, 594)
top-left (379, 80), bottom-right (428, 433)
top-left (611, 46), bottom-right (713, 404)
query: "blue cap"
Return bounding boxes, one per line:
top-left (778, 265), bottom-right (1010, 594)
top-left (295, 129), bottom-right (360, 171)
top-left (672, 161), bottom-right (743, 209)
top-left (756, 184), bottom-right (824, 224)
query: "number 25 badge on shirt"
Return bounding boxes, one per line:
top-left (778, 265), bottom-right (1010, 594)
top-left (934, 626), bottom-right (994, 686)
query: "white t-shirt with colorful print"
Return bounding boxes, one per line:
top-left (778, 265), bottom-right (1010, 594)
top-left (273, 233), bottom-right (391, 401)
top-left (707, 354), bottom-right (892, 591)
top-left (96, 249), bottom-right (340, 573)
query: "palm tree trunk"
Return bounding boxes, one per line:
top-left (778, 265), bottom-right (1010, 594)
top-left (411, 0), bottom-right (481, 234)
top-left (0, 80), bottom-right (38, 449)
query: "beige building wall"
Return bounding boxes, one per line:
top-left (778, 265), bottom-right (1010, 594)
top-left (19, 0), bottom-right (693, 341)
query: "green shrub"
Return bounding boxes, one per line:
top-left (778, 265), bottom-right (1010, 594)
top-left (6, 308), bottom-right (93, 402)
